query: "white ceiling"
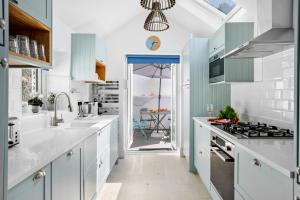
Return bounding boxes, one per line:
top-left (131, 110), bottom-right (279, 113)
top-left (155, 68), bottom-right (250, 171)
top-left (54, 0), bottom-right (255, 38)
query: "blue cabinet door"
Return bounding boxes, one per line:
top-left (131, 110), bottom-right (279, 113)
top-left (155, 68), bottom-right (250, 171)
top-left (8, 165), bottom-right (51, 200)
top-left (235, 147), bottom-right (293, 200)
top-left (71, 34), bottom-right (96, 81)
top-left (9, 0), bottom-right (52, 27)
top-left (110, 119), bottom-right (119, 170)
top-left (52, 147), bottom-right (81, 200)
top-left (84, 134), bottom-right (97, 200)
top-left (193, 121), bottom-right (211, 190)
top-left (0, 0), bottom-right (8, 199)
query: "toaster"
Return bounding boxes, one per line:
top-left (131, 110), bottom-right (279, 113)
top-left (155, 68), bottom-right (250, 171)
top-left (8, 117), bottom-right (20, 148)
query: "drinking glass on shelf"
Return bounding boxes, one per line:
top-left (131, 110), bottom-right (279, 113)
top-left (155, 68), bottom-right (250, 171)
top-left (38, 43), bottom-right (46, 61)
top-left (9, 36), bottom-right (19, 54)
top-left (207, 104), bottom-right (214, 117)
top-left (16, 35), bottom-right (30, 56)
top-left (29, 40), bottom-right (39, 59)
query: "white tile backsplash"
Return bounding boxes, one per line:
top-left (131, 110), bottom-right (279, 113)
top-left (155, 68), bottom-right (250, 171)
top-left (231, 48), bottom-right (294, 129)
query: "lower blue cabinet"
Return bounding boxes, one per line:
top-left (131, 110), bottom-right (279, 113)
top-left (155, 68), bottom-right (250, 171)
top-left (194, 121), bottom-right (211, 190)
top-left (84, 134), bottom-right (97, 200)
top-left (52, 147), bottom-right (82, 200)
top-left (235, 147), bottom-right (293, 200)
top-left (8, 165), bottom-right (51, 200)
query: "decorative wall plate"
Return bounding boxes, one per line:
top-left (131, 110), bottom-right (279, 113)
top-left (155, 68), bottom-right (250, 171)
top-left (146, 36), bottom-right (161, 51)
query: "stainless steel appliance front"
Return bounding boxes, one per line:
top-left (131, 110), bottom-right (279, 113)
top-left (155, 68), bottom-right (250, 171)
top-left (209, 50), bottom-right (225, 83)
top-left (210, 131), bottom-right (235, 200)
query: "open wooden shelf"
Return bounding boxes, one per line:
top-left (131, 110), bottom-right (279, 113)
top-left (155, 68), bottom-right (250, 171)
top-left (96, 60), bottom-right (106, 81)
top-left (9, 3), bottom-right (52, 67)
top-left (9, 51), bottom-right (50, 66)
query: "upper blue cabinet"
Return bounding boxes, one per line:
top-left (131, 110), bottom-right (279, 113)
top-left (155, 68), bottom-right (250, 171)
top-left (8, 0), bottom-right (53, 68)
top-left (209, 23), bottom-right (254, 83)
top-left (71, 34), bottom-right (106, 82)
top-left (9, 0), bottom-right (52, 28)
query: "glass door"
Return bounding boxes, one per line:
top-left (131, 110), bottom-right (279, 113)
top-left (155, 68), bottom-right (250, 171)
top-left (171, 64), bottom-right (177, 149)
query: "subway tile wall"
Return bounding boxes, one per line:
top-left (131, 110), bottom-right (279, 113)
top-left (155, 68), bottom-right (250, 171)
top-left (231, 48), bottom-right (294, 129)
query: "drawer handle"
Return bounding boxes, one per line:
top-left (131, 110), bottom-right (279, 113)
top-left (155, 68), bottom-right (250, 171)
top-left (33, 170), bottom-right (46, 182)
top-left (67, 151), bottom-right (73, 157)
top-left (252, 158), bottom-right (261, 167)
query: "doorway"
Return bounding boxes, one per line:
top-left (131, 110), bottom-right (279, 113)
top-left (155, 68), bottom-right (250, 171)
top-left (126, 55), bottom-right (180, 152)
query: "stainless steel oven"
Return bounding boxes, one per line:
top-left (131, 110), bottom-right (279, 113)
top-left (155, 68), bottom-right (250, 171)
top-left (210, 132), bottom-right (235, 200)
top-left (209, 50), bottom-right (225, 83)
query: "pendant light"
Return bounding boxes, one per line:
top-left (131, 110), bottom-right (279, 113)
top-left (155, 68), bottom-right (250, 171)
top-left (141, 0), bottom-right (176, 10)
top-left (144, 2), bottom-right (169, 32)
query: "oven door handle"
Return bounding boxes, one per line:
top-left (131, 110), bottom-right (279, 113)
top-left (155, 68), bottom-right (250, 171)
top-left (211, 147), bottom-right (234, 163)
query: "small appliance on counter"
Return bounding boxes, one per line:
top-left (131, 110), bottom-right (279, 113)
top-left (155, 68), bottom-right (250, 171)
top-left (8, 117), bottom-right (20, 148)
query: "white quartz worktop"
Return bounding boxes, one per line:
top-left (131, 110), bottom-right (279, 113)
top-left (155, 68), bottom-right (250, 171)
top-left (8, 115), bottom-right (119, 190)
top-left (193, 117), bottom-right (294, 178)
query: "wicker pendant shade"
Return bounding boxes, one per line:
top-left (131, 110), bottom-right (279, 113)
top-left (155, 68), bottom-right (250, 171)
top-left (144, 2), bottom-right (169, 32)
top-left (141, 0), bottom-right (176, 10)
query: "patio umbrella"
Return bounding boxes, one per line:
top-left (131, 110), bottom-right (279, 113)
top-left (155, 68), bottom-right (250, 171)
top-left (133, 64), bottom-right (171, 132)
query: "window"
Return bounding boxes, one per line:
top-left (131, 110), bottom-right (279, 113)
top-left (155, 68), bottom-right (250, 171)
top-left (206, 0), bottom-right (236, 15)
top-left (22, 69), bottom-right (38, 102)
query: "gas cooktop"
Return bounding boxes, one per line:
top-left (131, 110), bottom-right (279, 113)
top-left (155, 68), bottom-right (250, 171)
top-left (212, 122), bottom-right (293, 139)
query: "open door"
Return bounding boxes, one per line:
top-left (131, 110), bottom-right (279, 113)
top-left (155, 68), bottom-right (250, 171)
top-left (171, 64), bottom-right (177, 149)
top-left (126, 63), bottom-right (134, 149)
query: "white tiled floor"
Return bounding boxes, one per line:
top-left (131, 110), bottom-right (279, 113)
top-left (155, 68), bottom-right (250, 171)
top-left (97, 154), bottom-right (212, 200)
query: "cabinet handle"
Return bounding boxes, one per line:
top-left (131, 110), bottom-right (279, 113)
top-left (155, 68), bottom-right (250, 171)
top-left (0, 58), bottom-right (8, 70)
top-left (10, 0), bottom-right (18, 4)
top-left (67, 150), bottom-right (73, 157)
top-left (199, 125), bottom-right (202, 128)
top-left (199, 151), bottom-right (203, 155)
top-left (252, 158), bottom-right (261, 167)
top-left (33, 170), bottom-right (46, 182)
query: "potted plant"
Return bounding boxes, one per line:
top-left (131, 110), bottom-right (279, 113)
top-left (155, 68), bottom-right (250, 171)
top-left (47, 93), bottom-right (56, 111)
top-left (28, 95), bottom-right (43, 113)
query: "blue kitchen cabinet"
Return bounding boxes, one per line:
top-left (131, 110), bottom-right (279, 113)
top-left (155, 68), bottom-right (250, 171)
top-left (0, 0), bottom-right (8, 198)
top-left (9, 0), bottom-right (52, 27)
top-left (235, 147), bottom-right (293, 200)
top-left (209, 23), bottom-right (254, 83)
top-left (97, 125), bottom-right (110, 191)
top-left (209, 25), bottom-right (225, 56)
top-left (71, 34), bottom-right (106, 81)
top-left (84, 134), bottom-right (97, 200)
top-left (110, 118), bottom-right (119, 170)
top-left (193, 120), bottom-right (210, 190)
top-left (8, 165), bottom-right (51, 200)
top-left (182, 38), bottom-right (231, 172)
top-left (52, 147), bottom-right (82, 200)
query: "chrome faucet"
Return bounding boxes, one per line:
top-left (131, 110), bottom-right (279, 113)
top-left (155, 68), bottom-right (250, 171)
top-left (51, 92), bottom-right (73, 126)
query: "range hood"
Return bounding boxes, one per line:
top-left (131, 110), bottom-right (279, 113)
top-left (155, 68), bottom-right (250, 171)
top-left (225, 0), bottom-right (294, 59)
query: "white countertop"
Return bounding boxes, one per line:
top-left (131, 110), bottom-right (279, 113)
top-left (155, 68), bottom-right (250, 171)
top-left (193, 117), bottom-right (294, 178)
top-left (8, 115), bottom-right (119, 190)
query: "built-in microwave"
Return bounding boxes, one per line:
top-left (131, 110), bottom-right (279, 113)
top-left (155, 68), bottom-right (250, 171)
top-left (209, 50), bottom-right (225, 83)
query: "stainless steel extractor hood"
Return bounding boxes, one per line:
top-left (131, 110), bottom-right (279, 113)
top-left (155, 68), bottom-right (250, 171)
top-left (225, 0), bottom-right (294, 59)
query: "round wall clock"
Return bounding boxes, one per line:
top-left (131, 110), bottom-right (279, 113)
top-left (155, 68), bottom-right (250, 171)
top-left (146, 36), bottom-right (161, 51)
